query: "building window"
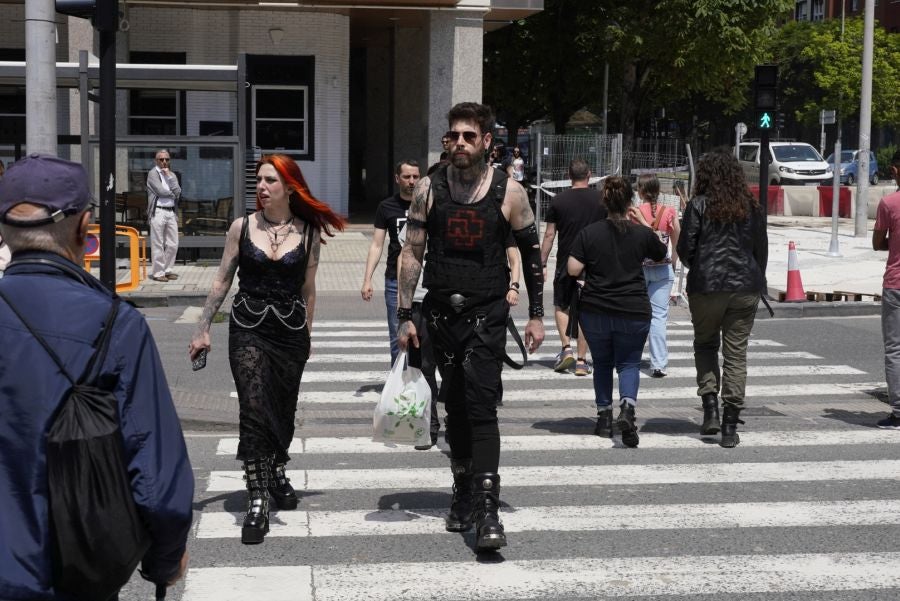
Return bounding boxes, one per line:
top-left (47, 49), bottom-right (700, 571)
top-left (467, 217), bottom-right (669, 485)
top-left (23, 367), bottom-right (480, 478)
top-left (128, 51), bottom-right (186, 136)
top-left (795, 0), bottom-right (809, 20)
top-left (851, 0), bottom-right (859, 11)
top-left (812, 0), bottom-right (825, 20)
top-left (252, 85), bottom-right (309, 155)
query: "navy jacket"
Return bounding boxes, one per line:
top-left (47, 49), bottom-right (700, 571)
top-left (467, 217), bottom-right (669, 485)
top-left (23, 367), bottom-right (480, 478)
top-left (0, 251), bottom-right (194, 600)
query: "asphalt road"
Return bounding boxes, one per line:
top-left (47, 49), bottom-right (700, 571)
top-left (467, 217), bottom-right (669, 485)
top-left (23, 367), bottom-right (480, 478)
top-left (114, 299), bottom-right (898, 601)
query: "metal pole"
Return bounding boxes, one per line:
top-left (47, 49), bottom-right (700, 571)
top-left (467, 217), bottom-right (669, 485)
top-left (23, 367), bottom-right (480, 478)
top-left (854, 0), bottom-right (874, 237)
top-left (78, 51), bottom-right (91, 184)
top-left (601, 63), bottom-right (609, 137)
top-left (98, 25), bottom-right (117, 291)
top-left (827, 131), bottom-right (842, 257)
top-left (759, 129), bottom-right (769, 223)
top-left (25, 0), bottom-right (58, 155)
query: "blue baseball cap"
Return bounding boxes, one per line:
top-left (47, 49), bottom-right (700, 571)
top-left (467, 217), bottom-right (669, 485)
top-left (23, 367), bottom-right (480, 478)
top-left (0, 154), bottom-right (92, 227)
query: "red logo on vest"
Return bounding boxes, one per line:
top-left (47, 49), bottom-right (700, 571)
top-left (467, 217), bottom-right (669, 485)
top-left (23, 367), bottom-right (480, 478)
top-left (446, 208), bottom-right (484, 249)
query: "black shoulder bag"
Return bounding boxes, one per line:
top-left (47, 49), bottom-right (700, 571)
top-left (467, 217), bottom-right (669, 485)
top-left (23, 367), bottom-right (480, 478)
top-left (0, 291), bottom-right (150, 601)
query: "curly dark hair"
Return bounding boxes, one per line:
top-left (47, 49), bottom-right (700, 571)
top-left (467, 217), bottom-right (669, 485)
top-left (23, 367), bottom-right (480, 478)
top-left (693, 148), bottom-right (757, 223)
top-left (447, 102), bottom-right (495, 136)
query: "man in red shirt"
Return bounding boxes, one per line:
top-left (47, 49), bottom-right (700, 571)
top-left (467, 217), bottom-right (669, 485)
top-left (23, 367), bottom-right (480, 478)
top-left (872, 149), bottom-right (900, 430)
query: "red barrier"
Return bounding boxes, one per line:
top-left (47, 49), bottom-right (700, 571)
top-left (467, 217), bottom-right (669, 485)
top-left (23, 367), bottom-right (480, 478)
top-left (748, 186), bottom-right (784, 215)
top-left (818, 186), bottom-right (851, 218)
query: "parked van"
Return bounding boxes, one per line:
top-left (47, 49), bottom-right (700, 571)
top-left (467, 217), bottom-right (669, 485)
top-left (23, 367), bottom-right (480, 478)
top-left (737, 141), bottom-right (833, 186)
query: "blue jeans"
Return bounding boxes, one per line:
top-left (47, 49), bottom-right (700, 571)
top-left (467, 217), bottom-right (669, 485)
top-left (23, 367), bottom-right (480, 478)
top-left (579, 310), bottom-right (650, 409)
top-left (384, 278), bottom-right (399, 365)
top-left (643, 264), bottom-right (674, 371)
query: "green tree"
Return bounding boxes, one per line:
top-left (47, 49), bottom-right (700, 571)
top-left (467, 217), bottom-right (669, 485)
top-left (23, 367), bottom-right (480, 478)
top-left (485, 0), bottom-right (794, 149)
top-left (798, 17), bottom-right (900, 127)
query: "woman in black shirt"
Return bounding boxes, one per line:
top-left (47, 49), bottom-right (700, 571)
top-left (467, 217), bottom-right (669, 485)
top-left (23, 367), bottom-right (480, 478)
top-left (568, 176), bottom-right (666, 447)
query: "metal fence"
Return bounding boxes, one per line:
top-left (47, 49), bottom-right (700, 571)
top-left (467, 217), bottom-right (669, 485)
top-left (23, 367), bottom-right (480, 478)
top-left (532, 133), bottom-right (623, 223)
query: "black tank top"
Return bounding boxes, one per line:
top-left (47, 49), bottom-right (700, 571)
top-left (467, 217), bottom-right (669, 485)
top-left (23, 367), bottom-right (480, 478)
top-left (237, 216), bottom-right (309, 303)
top-left (423, 165), bottom-right (511, 297)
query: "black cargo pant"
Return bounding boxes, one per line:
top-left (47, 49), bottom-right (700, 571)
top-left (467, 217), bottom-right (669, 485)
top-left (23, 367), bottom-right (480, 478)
top-left (423, 293), bottom-right (507, 474)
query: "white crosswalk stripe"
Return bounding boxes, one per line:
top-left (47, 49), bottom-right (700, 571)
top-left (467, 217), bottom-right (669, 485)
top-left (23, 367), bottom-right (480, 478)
top-left (175, 319), bottom-right (899, 601)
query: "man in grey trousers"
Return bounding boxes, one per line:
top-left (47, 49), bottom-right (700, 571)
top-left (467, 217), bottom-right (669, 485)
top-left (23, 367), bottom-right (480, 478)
top-left (146, 149), bottom-right (182, 282)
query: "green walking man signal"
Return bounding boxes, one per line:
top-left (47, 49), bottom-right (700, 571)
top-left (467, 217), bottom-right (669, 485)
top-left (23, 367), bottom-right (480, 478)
top-left (759, 112), bottom-right (773, 129)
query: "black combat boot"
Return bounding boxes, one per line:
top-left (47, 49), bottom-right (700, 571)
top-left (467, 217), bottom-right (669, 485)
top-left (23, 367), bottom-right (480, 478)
top-left (594, 408), bottom-right (613, 438)
top-left (268, 455), bottom-right (299, 510)
top-left (700, 393), bottom-right (721, 436)
top-left (472, 473), bottom-right (507, 551)
top-left (720, 405), bottom-right (745, 448)
top-left (445, 459), bottom-right (474, 532)
top-left (616, 402), bottom-right (640, 448)
top-left (242, 458), bottom-right (271, 544)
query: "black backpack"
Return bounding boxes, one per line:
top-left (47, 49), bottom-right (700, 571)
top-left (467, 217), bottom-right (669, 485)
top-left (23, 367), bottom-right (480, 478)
top-left (0, 290), bottom-right (150, 601)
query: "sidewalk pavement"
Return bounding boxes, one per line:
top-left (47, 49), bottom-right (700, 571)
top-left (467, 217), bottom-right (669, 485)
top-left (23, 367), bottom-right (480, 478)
top-left (118, 217), bottom-right (886, 317)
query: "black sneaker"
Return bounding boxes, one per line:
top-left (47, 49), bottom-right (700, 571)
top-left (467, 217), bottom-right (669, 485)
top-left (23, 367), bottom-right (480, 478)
top-left (651, 369), bottom-right (666, 378)
top-left (876, 414), bottom-right (900, 430)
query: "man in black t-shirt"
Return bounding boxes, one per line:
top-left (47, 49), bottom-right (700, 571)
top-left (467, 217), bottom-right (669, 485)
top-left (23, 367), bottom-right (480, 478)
top-left (539, 158), bottom-right (607, 376)
top-left (361, 160), bottom-right (420, 364)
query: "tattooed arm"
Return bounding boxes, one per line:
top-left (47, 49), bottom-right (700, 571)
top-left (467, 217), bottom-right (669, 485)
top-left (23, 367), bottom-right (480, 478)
top-left (396, 175), bottom-right (431, 351)
top-left (504, 180), bottom-right (546, 353)
top-left (302, 229), bottom-right (321, 334)
top-left (189, 217), bottom-right (242, 359)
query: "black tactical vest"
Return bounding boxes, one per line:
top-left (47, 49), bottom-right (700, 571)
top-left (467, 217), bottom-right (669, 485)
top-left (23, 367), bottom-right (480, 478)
top-left (423, 164), bottom-right (511, 297)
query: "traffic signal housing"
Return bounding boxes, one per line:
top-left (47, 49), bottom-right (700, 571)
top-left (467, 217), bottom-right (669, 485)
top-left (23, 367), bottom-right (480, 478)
top-left (55, 0), bottom-right (117, 32)
top-left (754, 64), bottom-right (778, 131)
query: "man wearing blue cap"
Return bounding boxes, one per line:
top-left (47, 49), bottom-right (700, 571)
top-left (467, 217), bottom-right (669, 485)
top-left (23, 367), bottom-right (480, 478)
top-left (0, 154), bottom-right (194, 599)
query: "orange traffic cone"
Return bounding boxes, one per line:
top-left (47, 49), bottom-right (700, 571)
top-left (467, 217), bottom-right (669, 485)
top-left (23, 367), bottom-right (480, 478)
top-left (784, 241), bottom-right (806, 302)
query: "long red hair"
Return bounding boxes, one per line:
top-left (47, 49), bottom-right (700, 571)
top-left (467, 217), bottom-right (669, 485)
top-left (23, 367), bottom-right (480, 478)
top-left (256, 154), bottom-right (345, 243)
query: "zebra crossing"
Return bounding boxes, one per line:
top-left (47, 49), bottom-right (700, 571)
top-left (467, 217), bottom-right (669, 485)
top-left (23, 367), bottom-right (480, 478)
top-left (159, 318), bottom-right (900, 601)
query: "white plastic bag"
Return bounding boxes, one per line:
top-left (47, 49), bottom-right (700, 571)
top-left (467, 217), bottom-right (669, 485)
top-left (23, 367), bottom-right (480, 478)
top-left (373, 351), bottom-right (432, 446)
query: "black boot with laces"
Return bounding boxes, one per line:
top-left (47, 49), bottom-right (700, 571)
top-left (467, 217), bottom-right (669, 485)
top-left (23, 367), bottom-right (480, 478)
top-left (720, 405), bottom-right (745, 448)
top-left (617, 402), bottom-right (640, 448)
top-left (472, 473), bottom-right (507, 551)
top-left (445, 459), bottom-right (474, 532)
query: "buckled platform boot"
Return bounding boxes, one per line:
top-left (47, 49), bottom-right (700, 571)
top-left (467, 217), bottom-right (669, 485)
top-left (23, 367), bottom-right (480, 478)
top-left (700, 393), bottom-right (721, 436)
top-left (594, 408), bottom-right (613, 438)
top-left (472, 473), bottom-right (507, 551)
top-left (720, 405), bottom-right (745, 449)
top-left (241, 458), bottom-right (271, 544)
top-left (268, 456), bottom-right (299, 510)
top-left (616, 402), bottom-right (640, 448)
top-left (445, 459), bottom-right (474, 532)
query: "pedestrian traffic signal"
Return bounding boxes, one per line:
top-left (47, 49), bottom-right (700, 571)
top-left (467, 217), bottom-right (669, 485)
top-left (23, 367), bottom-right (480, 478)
top-left (754, 64), bottom-right (778, 132)
top-left (55, 0), bottom-right (117, 32)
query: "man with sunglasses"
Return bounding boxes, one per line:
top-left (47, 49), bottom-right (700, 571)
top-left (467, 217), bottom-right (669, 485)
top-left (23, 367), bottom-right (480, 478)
top-left (397, 102), bottom-right (545, 552)
top-left (146, 149), bottom-right (182, 282)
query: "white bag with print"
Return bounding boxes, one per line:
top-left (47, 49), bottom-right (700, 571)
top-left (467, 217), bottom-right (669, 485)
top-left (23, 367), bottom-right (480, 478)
top-left (373, 351), bottom-right (432, 446)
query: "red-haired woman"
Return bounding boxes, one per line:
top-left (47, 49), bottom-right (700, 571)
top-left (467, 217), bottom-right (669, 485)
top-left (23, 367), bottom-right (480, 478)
top-left (190, 154), bottom-right (344, 544)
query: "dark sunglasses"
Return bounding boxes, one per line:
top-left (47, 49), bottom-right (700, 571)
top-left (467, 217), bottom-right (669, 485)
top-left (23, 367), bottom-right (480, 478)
top-left (444, 130), bottom-right (479, 144)
top-left (156, 157), bottom-right (170, 162)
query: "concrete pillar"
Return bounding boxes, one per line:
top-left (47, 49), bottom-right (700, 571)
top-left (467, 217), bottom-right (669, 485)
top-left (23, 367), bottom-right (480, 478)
top-left (393, 25), bottom-right (429, 174)
top-left (25, 0), bottom-right (58, 154)
top-left (425, 10), bottom-right (484, 167)
top-left (68, 18), bottom-right (95, 165)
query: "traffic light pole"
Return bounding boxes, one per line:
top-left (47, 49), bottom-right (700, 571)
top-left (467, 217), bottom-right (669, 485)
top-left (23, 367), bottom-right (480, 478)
top-left (98, 25), bottom-right (116, 291)
top-left (758, 129), bottom-right (769, 222)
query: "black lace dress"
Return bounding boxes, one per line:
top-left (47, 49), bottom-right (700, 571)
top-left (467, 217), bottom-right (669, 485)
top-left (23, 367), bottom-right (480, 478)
top-left (229, 217), bottom-right (312, 464)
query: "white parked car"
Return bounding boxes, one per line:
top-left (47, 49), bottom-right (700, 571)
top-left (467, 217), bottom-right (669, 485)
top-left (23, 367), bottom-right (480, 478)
top-left (737, 141), bottom-right (833, 186)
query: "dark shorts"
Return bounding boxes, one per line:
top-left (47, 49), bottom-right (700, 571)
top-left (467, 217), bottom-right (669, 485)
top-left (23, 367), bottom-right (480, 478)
top-left (553, 267), bottom-right (579, 309)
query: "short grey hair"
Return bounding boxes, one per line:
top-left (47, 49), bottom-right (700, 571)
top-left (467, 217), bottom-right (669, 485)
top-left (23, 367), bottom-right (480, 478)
top-left (0, 212), bottom-right (82, 255)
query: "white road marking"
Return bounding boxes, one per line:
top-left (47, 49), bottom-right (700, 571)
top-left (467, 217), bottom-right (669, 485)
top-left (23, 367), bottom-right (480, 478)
top-left (213, 429), bottom-right (900, 456)
top-left (308, 338), bottom-right (786, 348)
top-left (294, 381), bottom-right (881, 404)
top-left (206, 460), bottom-right (900, 491)
top-left (295, 364), bottom-right (865, 383)
top-left (195, 499), bottom-right (900, 538)
top-left (183, 552), bottom-right (900, 601)
top-left (305, 351), bottom-right (822, 364)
